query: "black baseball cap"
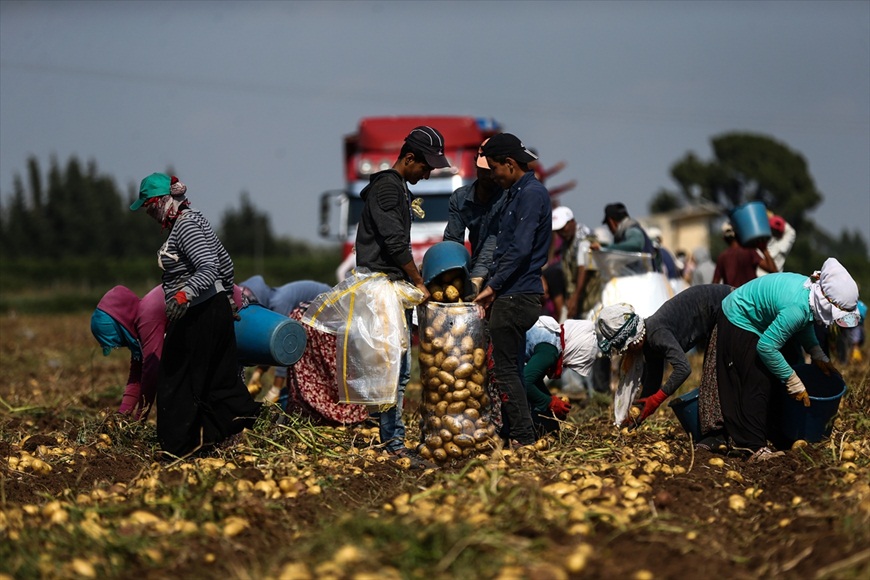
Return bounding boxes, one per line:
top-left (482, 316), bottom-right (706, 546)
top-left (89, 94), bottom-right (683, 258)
top-left (480, 133), bottom-right (538, 164)
top-left (405, 126), bottom-right (450, 169)
top-left (602, 202), bottom-right (629, 224)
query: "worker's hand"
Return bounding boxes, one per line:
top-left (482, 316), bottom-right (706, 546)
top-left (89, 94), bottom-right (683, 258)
top-left (548, 395), bottom-right (571, 418)
top-left (813, 358), bottom-right (840, 378)
top-left (463, 277), bottom-right (484, 301)
top-left (786, 372), bottom-right (811, 407)
top-left (166, 290), bottom-right (189, 321)
top-left (247, 368), bottom-right (263, 396)
top-left (473, 285), bottom-right (495, 311)
top-left (622, 389), bottom-right (668, 429)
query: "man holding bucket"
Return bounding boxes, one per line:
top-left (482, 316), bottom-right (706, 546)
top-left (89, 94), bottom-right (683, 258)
top-left (715, 258), bottom-right (859, 462)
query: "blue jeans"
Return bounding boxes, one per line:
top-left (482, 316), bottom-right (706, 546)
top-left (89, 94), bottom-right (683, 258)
top-left (489, 293), bottom-right (543, 445)
top-left (378, 309), bottom-right (412, 453)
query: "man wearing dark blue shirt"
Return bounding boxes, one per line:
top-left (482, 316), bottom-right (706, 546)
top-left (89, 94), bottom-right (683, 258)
top-left (474, 133), bottom-right (552, 447)
top-left (443, 138), bottom-right (504, 299)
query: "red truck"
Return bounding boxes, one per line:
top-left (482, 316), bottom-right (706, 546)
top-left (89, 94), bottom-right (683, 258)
top-left (318, 116), bottom-right (503, 281)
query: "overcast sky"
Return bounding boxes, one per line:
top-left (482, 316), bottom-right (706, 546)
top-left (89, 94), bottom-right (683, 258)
top-left (1, 0), bottom-right (868, 253)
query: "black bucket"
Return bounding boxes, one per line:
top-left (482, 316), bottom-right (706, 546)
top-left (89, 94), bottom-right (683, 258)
top-left (771, 364), bottom-right (847, 444)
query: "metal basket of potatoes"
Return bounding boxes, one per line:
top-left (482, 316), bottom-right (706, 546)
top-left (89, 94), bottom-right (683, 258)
top-left (417, 243), bottom-right (500, 463)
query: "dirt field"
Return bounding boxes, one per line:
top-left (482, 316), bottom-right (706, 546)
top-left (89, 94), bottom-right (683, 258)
top-left (1, 313), bottom-right (868, 579)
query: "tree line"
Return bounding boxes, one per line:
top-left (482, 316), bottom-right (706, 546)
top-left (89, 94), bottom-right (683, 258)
top-left (0, 156), bottom-right (339, 311)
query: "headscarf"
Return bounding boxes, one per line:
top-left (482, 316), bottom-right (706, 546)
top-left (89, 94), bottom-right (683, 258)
top-left (90, 309), bottom-right (141, 359)
top-left (151, 176), bottom-right (190, 230)
top-left (804, 257), bottom-right (860, 328)
top-left (596, 302), bottom-right (646, 355)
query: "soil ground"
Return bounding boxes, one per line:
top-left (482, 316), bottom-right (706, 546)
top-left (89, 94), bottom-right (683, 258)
top-left (1, 313), bottom-right (868, 579)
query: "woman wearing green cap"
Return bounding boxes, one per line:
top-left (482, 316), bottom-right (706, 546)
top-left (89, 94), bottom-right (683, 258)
top-left (131, 173), bottom-right (260, 457)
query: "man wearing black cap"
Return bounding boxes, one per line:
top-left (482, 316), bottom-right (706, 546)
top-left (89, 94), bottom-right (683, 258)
top-left (591, 202), bottom-right (660, 273)
top-left (355, 125), bottom-right (448, 463)
top-left (474, 133), bottom-right (552, 448)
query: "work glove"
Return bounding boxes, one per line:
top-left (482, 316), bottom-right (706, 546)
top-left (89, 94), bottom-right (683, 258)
top-left (464, 277), bottom-right (484, 301)
top-left (166, 290), bottom-right (190, 321)
top-left (786, 372), bottom-right (811, 407)
top-left (622, 389), bottom-right (668, 429)
top-left (228, 293), bottom-right (242, 321)
top-left (548, 395), bottom-right (571, 418)
top-left (808, 345), bottom-right (840, 378)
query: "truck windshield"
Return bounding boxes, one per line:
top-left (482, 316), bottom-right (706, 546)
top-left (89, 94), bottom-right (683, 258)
top-left (347, 194), bottom-right (452, 228)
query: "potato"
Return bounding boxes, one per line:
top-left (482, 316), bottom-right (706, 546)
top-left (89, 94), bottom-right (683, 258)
top-left (444, 442), bottom-right (463, 458)
top-left (443, 392), bottom-right (453, 403)
top-left (434, 351), bottom-right (446, 367)
top-left (467, 381), bottom-right (484, 398)
top-left (432, 337), bottom-right (445, 351)
top-left (419, 353), bottom-right (435, 367)
top-left (432, 448), bottom-right (448, 462)
top-left (439, 428), bottom-right (454, 443)
top-left (452, 388), bottom-right (471, 402)
top-left (466, 397), bottom-right (481, 410)
top-left (447, 401), bottom-right (466, 415)
top-left (432, 290), bottom-right (445, 302)
top-left (426, 376), bottom-right (442, 389)
top-left (453, 379), bottom-right (467, 391)
top-left (423, 327), bottom-right (436, 341)
top-left (437, 382), bottom-right (450, 395)
top-left (441, 335), bottom-right (456, 352)
top-left (473, 428), bottom-right (490, 443)
top-left (420, 340), bottom-right (434, 353)
top-left (443, 416), bottom-right (462, 435)
top-left (432, 313), bottom-right (447, 331)
top-left (471, 371), bottom-right (485, 384)
top-left (418, 444), bottom-right (433, 460)
top-left (426, 416), bottom-right (442, 431)
top-left (441, 356), bottom-right (460, 372)
top-left (449, 317), bottom-right (467, 335)
top-left (464, 408), bottom-right (480, 421)
top-left (425, 391), bottom-right (441, 405)
top-left (445, 285), bottom-right (460, 302)
top-left (460, 353), bottom-right (474, 364)
top-left (435, 401), bottom-right (449, 417)
top-left (426, 435), bottom-right (443, 448)
top-left (425, 366), bottom-right (440, 378)
top-left (473, 348), bottom-right (486, 367)
top-left (437, 371), bottom-right (455, 387)
top-left (454, 433), bottom-right (475, 448)
top-left (461, 418), bottom-right (476, 434)
top-left (461, 336), bottom-right (475, 353)
top-left (454, 363), bottom-right (474, 379)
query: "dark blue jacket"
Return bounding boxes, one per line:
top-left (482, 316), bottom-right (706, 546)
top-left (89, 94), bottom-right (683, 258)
top-left (443, 181), bottom-right (505, 280)
top-left (488, 171), bottom-right (551, 296)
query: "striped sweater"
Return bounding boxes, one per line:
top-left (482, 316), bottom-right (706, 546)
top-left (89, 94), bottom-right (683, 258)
top-left (159, 209), bottom-right (235, 306)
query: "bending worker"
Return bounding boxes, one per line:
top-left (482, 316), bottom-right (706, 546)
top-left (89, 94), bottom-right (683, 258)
top-left (715, 257), bottom-right (859, 462)
top-left (595, 284), bottom-right (734, 429)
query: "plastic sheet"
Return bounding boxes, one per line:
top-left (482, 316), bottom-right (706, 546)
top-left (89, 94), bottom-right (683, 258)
top-left (302, 268), bottom-right (425, 405)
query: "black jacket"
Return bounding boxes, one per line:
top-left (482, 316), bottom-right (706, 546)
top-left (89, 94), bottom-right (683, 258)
top-left (355, 169), bottom-right (413, 281)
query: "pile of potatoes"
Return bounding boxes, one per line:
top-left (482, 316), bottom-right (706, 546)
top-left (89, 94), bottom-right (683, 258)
top-left (417, 298), bottom-right (498, 463)
top-left (427, 269), bottom-right (466, 303)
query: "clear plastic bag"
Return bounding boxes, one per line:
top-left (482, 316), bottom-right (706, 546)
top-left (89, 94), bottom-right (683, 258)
top-left (302, 268), bottom-right (425, 405)
top-left (416, 302), bottom-right (498, 463)
top-left (613, 350), bottom-right (644, 426)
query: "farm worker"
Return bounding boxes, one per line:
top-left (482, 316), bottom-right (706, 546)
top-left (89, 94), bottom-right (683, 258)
top-left (712, 221), bottom-right (776, 287)
top-left (131, 173), bottom-right (260, 457)
top-left (474, 133), bottom-right (551, 449)
top-left (91, 283), bottom-right (248, 421)
top-left (756, 214), bottom-right (796, 276)
top-left (594, 284), bottom-right (734, 432)
top-left (689, 247), bottom-right (715, 286)
top-left (239, 276), bottom-right (330, 403)
top-left (551, 205), bottom-right (597, 321)
top-left (716, 258), bottom-right (859, 462)
top-left (443, 137), bottom-right (505, 300)
top-left (590, 202), bottom-right (659, 272)
top-left (522, 316), bottom-right (600, 435)
top-left (354, 126), bottom-right (443, 465)
top-left (91, 285), bottom-right (166, 420)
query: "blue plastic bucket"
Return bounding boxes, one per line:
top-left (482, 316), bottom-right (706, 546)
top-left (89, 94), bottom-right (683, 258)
top-left (730, 202), bottom-right (771, 245)
top-left (668, 388), bottom-right (701, 442)
top-left (234, 304), bottom-right (307, 367)
top-left (772, 364), bottom-right (847, 443)
top-left (421, 241), bottom-right (470, 284)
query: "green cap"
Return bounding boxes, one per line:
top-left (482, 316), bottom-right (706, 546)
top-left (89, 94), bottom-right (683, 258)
top-left (130, 173), bottom-right (171, 211)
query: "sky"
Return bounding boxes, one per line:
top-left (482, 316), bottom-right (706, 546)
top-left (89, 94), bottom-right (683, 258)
top-left (1, 0), bottom-right (868, 252)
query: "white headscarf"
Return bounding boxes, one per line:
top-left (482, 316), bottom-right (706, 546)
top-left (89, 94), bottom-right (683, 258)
top-left (804, 257), bottom-right (859, 328)
top-left (595, 302), bottom-right (646, 355)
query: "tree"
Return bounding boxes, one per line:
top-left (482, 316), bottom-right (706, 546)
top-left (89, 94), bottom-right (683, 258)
top-left (668, 132), bottom-right (823, 226)
top-left (218, 192), bottom-right (277, 259)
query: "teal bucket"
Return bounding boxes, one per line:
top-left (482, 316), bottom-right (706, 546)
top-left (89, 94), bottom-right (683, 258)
top-left (668, 388), bottom-right (701, 442)
top-left (772, 364), bottom-right (847, 444)
top-left (730, 202), bottom-right (771, 245)
top-left (234, 304), bottom-right (307, 367)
